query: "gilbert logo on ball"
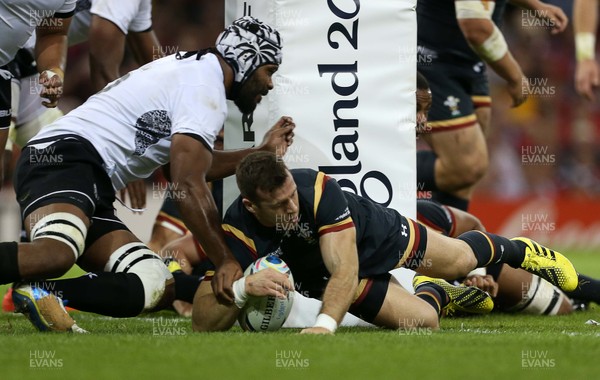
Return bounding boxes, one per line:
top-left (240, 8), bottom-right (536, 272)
top-left (238, 255), bottom-right (294, 332)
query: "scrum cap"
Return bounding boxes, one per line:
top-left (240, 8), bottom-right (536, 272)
top-left (215, 16), bottom-right (282, 98)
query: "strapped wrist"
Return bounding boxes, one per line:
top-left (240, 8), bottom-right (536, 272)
top-left (576, 33), bottom-right (596, 62)
top-left (314, 313), bottom-right (338, 333)
top-left (42, 67), bottom-right (64, 80)
top-left (232, 277), bottom-right (248, 309)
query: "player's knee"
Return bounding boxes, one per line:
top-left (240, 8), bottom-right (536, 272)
top-left (455, 247), bottom-right (478, 276)
top-left (29, 239), bottom-right (75, 278)
top-left (105, 242), bottom-right (173, 312)
top-left (422, 309), bottom-right (440, 330)
top-left (452, 157), bottom-right (488, 188)
top-left (444, 243), bottom-right (478, 278)
top-left (29, 212), bottom-right (88, 277)
top-left (397, 306), bottom-right (439, 330)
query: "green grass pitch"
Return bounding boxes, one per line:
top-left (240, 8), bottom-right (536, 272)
top-left (1, 251), bottom-right (599, 380)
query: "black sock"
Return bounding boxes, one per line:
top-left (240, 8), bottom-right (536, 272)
top-left (432, 191), bottom-right (470, 211)
top-left (0, 242), bottom-right (20, 284)
top-left (414, 282), bottom-right (448, 317)
top-left (417, 150), bottom-right (439, 192)
top-left (172, 271), bottom-right (201, 303)
top-left (458, 231), bottom-right (525, 268)
top-left (34, 272), bottom-right (145, 317)
top-left (565, 274), bottom-right (600, 304)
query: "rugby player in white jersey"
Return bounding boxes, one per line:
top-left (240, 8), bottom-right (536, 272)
top-left (0, 0), bottom-right (74, 188)
top-left (0, 16), bottom-right (295, 332)
top-left (4, 0), bottom-right (161, 211)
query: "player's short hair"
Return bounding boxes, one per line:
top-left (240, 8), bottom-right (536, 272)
top-left (417, 71), bottom-right (429, 91)
top-left (236, 151), bottom-right (289, 203)
top-left (216, 16), bottom-right (283, 99)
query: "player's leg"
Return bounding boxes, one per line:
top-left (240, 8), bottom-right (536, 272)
top-left (417, 199), bottom-right (485, 237)
top-left (367, 276), bottom-right (439, 330)
top-left (16, 212), bottom-right (174, 321)
top-left (353, 274), bottom-right (492, 330)
top-left (418, 67), bottom-right (489, 211)
top-left (409, 218), bottom-right (578, 293)
top-left (160, 233), bottom-right (207, 316)
top-left (1, 139), bottom-right (100, 285)
top-left (4, 139), bottom-right (105, 331)
top-left (488, 264), bottom-right (572, 315)
top-left (147, 196), bottom-right (189, 253)
top-left (416, 200), bottom-right (586, 315)
top-left (192, 273), bottom-right (239, 332)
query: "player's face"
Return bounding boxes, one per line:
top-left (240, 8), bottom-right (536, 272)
top-left (416, 88), bottom-right (432, 133)
top-left (250, 173), bottom-right (300, 229)
top-left (234, 64), bottom-right (279, 114)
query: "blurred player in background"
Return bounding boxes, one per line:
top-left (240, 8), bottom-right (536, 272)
top-left (0, 0), bottom-right (75, 189)
top-left (4, 0), bottom-right (163, 210)
top-left (0, 17), bottom-right (294, 332)
top-left (416, 0), bottom-right (567, 211)
top-left (574, 0), bottom-right (600, 101)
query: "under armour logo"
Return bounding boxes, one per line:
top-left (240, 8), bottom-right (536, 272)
top-left (86, 272), bottom-right (98, 279)
top-left (401, 224), bottom-right (408, 237)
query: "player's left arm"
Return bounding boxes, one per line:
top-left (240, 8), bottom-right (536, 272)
top-left (301, 227), bottom-right (359, 335)
top-left (35, 15), bottom-right (72, 108)
top-left (206, 116), bottom-right (295, 182)
top-left (455, 1), bottom-right (526, 107)
top-left (88, 15), bottom-right (127, 92)
top-left (509, 0), bottom-right (568, 34)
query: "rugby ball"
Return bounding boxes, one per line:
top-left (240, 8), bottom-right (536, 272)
top-left (238, 255), bottom-right (294, 332)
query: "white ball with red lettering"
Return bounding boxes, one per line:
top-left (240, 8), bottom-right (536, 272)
top-left (238, 255), bottom-right (294, 332)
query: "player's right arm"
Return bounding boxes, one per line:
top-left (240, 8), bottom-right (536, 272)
top-left (574, 0), bottom-right (599, 101)
top-left (192, 267), bottom-right (292, 331)
top-left (170, 134), bottom-right (242, 304)
top-left (301, 227), bottom-right (359, 335)
top-left (192, 230), bottom-right (292, 332)
top-left (455, 0), bottom-right (527, 107)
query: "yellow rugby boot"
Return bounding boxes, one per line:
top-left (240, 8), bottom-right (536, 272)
top-left (512, 237), bottom-right (578, 292)
top-left (413, 275), bottom-right (494, 316)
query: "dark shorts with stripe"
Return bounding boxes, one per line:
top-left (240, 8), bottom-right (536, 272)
top-left (14, 134), bottom-right (131, 248)
top-left (0, 66), bottom-right (11, 129)
top-left (416, 199), bottom-right (456, 237)
top-left (1, 49), bottom-right (38, 128)
top-left (419, 60), bottom-right (490, 132)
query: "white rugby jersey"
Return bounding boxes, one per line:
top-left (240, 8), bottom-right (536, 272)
top-left (68, 0), bottom-right (152, 46)
top-left (31, 53), bottom-right (227, 191)
top-left (17, 0), bottom-right (153, 125)
top-left (0, 0), bottom-right (76, 66)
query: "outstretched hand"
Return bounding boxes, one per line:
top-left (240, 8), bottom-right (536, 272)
top-left (575, 60), bottom-right (600, 101)
top-left (119, 180), bottom-right (147, 213)
top-left (258, 116), bottom-right (295, 157)
top-left (536, 3), bottom-right (568, 35)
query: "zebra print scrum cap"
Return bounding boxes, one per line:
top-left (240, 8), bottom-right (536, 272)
top-left (215, 16), bottom-right (282, 97)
